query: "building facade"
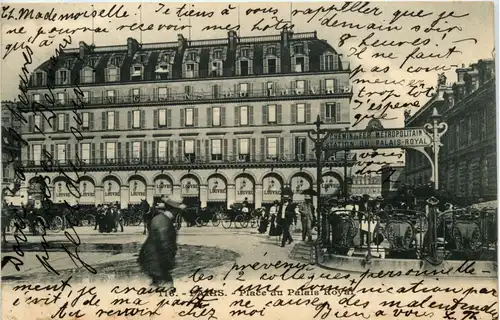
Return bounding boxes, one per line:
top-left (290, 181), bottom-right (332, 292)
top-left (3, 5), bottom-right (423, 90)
top-left (349, 174), bottom-right (382, 197)
top-left (405, 59), bottom-right (496, 202)
top-left (20, 30), bottom-right (355, 209)
top-left (2, 101), bottom-right (23, 203)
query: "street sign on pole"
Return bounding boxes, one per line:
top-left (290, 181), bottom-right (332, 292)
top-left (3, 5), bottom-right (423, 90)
top-left (323, 128), bottom-right (431, 150)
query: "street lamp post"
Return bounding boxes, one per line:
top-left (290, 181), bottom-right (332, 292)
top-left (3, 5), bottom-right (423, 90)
top-left (344, 127), bottom-right (349, 202)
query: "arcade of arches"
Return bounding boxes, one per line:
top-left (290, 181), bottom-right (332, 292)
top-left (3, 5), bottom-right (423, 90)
top-left (22, 168), bottom-right (346, 209)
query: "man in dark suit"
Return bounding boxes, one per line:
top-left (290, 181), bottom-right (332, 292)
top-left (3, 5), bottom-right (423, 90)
top-left (278, 195), bottom-right (296, 247)
top-left (138, 196), bottom-right (185, 286)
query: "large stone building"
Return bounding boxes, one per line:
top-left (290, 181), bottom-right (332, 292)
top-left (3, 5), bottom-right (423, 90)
top-left (2, 101), bottom-right (23, 203)
top-left (350, 174), bottom-right (382, 197)
top-left (19, 30), bottom-right (355, 209)
top-left (405, 58), bottom-right (496, 202)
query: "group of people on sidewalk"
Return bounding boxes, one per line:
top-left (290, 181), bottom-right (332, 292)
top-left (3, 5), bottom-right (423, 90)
top-left (257, 193), bottom-right (316, 247)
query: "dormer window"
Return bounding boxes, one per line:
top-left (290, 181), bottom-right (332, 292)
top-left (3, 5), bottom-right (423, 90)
top-left (241, 49), bottom-right (249, 58)
top-left (81, 67), bottom-right (94, 84)
top-left (162, 53), bottom-right (170, 63)
top-left (294, 45), bottom-right (304, 55)
top-left (214, 50), bottom-right (222, 60)
top-left (211, 61), bottom-right (222, 77)
top-left (131, 65), bottom-right (143, 80)
top-left (110, 57), bottom-right (120, 66)
top-left (34, 72), bottom-right (45, 86)
top-left (324, 54), bottom-right (339, 71)
top-left (64, 60), bottom-right (73, 70)
top-left (56, 70), bottom-right (68, 85)
top-left (106, 67), bottom-right (119, 82)
top-left (89, 57), bottom-right (98, 68)
top-left (188, 52), bottom-right (196, 61)
top-left (138, 54), bottom-right (148, 64)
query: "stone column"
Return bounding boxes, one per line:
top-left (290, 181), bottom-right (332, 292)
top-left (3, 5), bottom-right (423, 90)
top-left (254, 184), bottom-right (263, 208)
top-left (227, 184), bottom-right (235, 209)
top-left (95, 186), bottom-right (103, 205)
top-left (199, 185), bottom-right (208, 207)
top-left (173, 185), bottom-right (181, 198)
top-left (120, 186), bottom-right (129, 209)
top-left (146, 185), bottom-right (154, 204)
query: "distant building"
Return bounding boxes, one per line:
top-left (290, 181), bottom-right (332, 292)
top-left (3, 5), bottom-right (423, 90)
top-left (405, 58), bottom-right (496, 201)
top-left (350, 174), bottom-right (382, 197)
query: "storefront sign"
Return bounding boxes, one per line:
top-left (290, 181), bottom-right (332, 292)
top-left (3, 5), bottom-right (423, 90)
top-left (324, 128), bottom-right (431, 150)
top-left (235, 176), bottom-right (254, 202)
top-left (321, 174), bottom-right (341, 196)
top-left (181, 177), bottom-right (199, 196)
top-left (263, 176), bottom-right (282, 202)
top-left (129, 179), bottom-right (147, 203)
top-left (79, 180), bottom-right (96, 204)
top-left (155, 178), bottom-right (173, 196)
top-left (104, 179), bottom-right (121, 203)
top-left (208, 176), bottom-right (226, 201)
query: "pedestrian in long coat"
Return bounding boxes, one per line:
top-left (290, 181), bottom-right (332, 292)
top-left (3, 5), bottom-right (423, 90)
top-left (138, 196), bottom-right (185, 286)
top-left (298, 195), bottom-right (315, 242)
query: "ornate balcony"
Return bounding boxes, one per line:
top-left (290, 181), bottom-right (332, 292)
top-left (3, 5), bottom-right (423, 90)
top-left (23, 153), bottom-right (357, 172)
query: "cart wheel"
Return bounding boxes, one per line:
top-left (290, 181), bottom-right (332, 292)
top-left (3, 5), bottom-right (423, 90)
top-left (195, 217), bottom-right (203, 227)
top-left (211, 213), bottom-right (221, 227)
top-left (236, 215), bottom-right (247, 228)
top-left (221, 216), bottom-right (232, 229)
top-left (35, 216), bottom-right (48, 234)
top-left (133, 215), bottom-right (142, 226)
top-left (50, 216), bottom-right (64, 232)
top-left (82, 214), bottom-right (95, 227)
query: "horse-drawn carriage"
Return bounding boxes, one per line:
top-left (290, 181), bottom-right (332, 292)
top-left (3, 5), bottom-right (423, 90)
top-left (216, 203), bottom-right (263, 229)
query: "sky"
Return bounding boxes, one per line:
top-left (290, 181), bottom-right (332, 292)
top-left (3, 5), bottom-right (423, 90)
top-left (0, 1), bottom-right (496, 172)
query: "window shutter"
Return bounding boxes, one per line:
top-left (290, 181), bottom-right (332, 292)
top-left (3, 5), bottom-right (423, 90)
top-left (319, 80), bottom-right (325, 94)
top-left (153, 110), bottom-right (158, 128)
top-left (169, 141), bottom-right (174, 158)
top-left (320, 55), bottom-right (325, 71)
top-left (335, 102), bottom-right (341, 122)
top-left (167, 109), bottom-right (172, 128)
top-left (223, 139), bottom-right (228, 159)
top-left (126, 142), bottom-right (130, 162)
top-left (279, 137), bottom-right (285, 157)
top-left (305, 80), bottom-right (310, 93)
top-left (251, 138), bottom-right (256, 158)
top-left (117, 142), bottom-right (122, 159)
top-left (249, 106), bottom-right (254, 125)
top-left (91, 143), bottom-right (95, 164)
top-left (234, 106), bottom-right (240, 126)
top-left (196, 140), bottom-right (201, 158)
top-left (54, 116), bottom-right (59, 132)
top-left (194, 108), bottom-right (199, 127)
top-left (291, 104), bottom-right (296, 124)
top-left (100, 142), bottom-right (104, 164)
top-left (180, 109), bottom-right (185, 127)
top-left (204, 140), bottom-right (209, 159)
top-left (277, 104), bottom-right (282, 124)
top-left (221, 107), bottom-right (226, 126)
top-left (264, 58), bottom-right (269, 74)
top-left (151, 141), bottom-right (157, 161)
top-left (89, 113), bottom-right (94, 130)
top-left (141, 110), bottom-right (146, 129)
top-left (27, 145), bottom-right (31, 160)
top-left (248, 59), bottom-right (254, 75)
top-left (320, 103), bottom-right (326, 120)
top-left (262, 105), bottom-right (268, 124)
top-left (102, 111), bottom-right (106, 130)
top-left (28, 115), bottom-right (34, 132)
top-left (236, 60), bottom-right (241, 76)
top-left (50, 144), bottom-right (55, 159)
top-left (115, 111), bottom-right (119, 129)
top-left (306, 103), bottom-right (311, 123)
top-left (66, 143), bottom-right (71, 161)
top-left (260, 138), bottom-right (265, 157)
top-left (291, 80), bottom-right (296, 91)
top-left (207, 107), bottom-right (212, 126)
top-left (194, 63), bottom-right (199, 77)
top-left (40, 116), bottom-right (45, 132)
top-left (64, 114), bottom-right (69, 132)
top-left (153, 88), bottom-right (158, 101)
top-left (74, 143), bottom-right (79, 159)
top-left (178, 141), bottom-right (182, 158)
top-left (232, 139), bottom-right (237, 157)
top-left (142, 142), bottom-right (147, 160)
top-left (127, 111), bottom-right (132, 129)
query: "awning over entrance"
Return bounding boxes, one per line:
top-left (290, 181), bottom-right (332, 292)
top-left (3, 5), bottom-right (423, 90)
top-left (262, 175), bottom-right (282, 203)
top-left (321, 173), bottom-right (341, 197)
top-left (103, 177), bottom-right (121, 204)
top-left (181, 176), bottom-right (199, 198)
top-left (208, 175), bottom-right (226, 201)
top-left (235, 175), bottom-right (254, 203)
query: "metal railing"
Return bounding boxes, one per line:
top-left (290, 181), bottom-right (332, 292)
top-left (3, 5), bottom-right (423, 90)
top-left (30, 86), bottom-right (352, 107)
top-left (23, 152), bottom-right (356, 168)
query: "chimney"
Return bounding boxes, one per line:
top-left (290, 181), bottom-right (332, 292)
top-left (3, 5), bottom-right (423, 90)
top-left (281, 27), bottom-right (294, 48)
top-left (455, 64), bottom-right (468, 83)
top-left (228, 31), bottom-right (237, 51)
top-left (177, 34), bottom-right (187, 51)
top-left (127, 37), bottom-right (139, 57)
top-left (79, 41), bottom-right (89, 60)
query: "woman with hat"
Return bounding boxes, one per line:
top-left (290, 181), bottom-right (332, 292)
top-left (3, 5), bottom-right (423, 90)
top-left (137, 196), bottom-right (186, 287)
top-left (268, 200), bottom-right (279, 237)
